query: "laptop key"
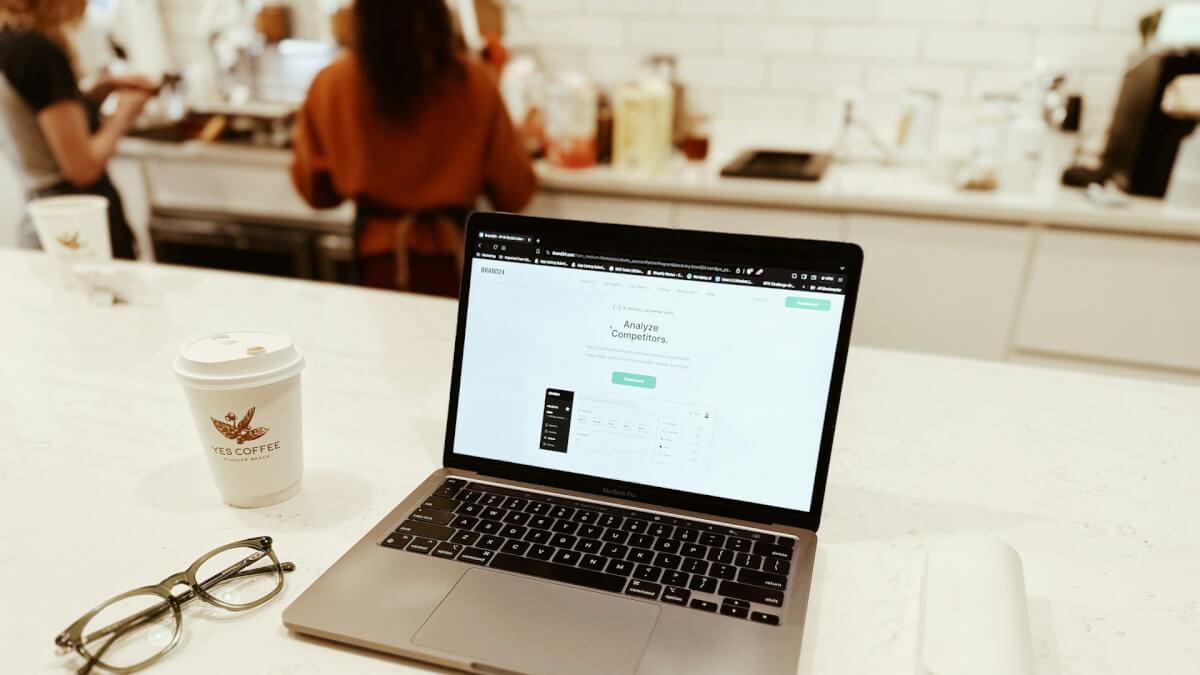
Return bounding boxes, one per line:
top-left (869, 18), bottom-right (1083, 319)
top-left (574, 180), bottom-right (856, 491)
top-left (722, 598), bottom-right (749, 609)
top-left (580, 554), bottom-right (607, 572)
top-left (396, 520), bottom-right (454, 541)
top-left (551, 534), bottom-right (576, 549)
top-left (578, 525), bottom-right (603, 539)
top-left (525, 501), bottom-right (552, 516)
top-left (763, 558), bottom-right (790, 575)
top-left (681, 543), bottom-right (706, 559)
top-left (689, 575), bottom-right (718, 594)
top-left (601, 543), bottom-right (629, 559)
top-left (622, 519), bottom-right (649, 534)
top-left (726, 538), bottom-right (752, 553)
top-left (575, 539), bottom-right (602, 554)
top-left (406, 537), bottom-right (436, 554)
top-left (457, 547), bottom-right (495, 565)
top-left (711, 564), bottom-right (737, 580)
top-left (550, 506), bottom-right (575, 520)
top-left (633, 565), bottom-right (662, 582)
top-left (502, 497), bottom-right (529, 511)
top-left (662, 586), bottom-right (690, 605)
top-left (477, 535), bottom-right (504, 550)
top-left (479, 493), bottom-right (506, 507)
top-left (410, 508), bottom-right (455, 526)
top-left (528, 545), bottom-right (554, 561)
top-left (433, 482), bottom-right (462, 498)
top-left (502, 540), bottom-right (531, 556)
top-left (753, 541), bottom-right (795, 562)
top-left (682, 558), bottom-right (709, 575)
top-left (602, 529), bottom-right (630, 544)
top-left (431, 542), bottom-right (462, 559)
top-left (654, 553), bottom-right (682, 570)
top-left (574, 510), bottom-right (599, 524)
top-left (628, 534), bottom-right (654, 549)
top-left (699, 533), bottom-right (725, 548)
top-left (480, 507), bottom-right (505, 521)
top-left (647, 523), bottom-right (672, 538)
top-left (750, 611), bottom-right (780, 626)
top-left (380, 533), bottom-right (412, 550)
top-left (719, 581), bottom-right (785, 608)
top-left (455, 489), bottom-right (482, 503)
top-left (738, 568), bottom-right (788, 591)
top-left (735, 553), bottom-right (763, 570)
top-left (525, 529), bottom-right (552, 544)
top-left (552, 520), bottom-right (579, 535)
top-left (450, 515), bottom-right (478, 530)
top-left (456, 502), bottom-right (483, 517)
top-left (719, 604), bottom-right (749, 619)
top-left (707, 548), bottom-right (734, 564)
top-left (690, 599), bottom-right (718, 612)
top-left (606, 559), bottom-right (634, 576)
top-left (489, 553), bottom-right (626, 594)
top-left (475, 521), bottom-right (502, 535)
top-left (421, 495), bottom-right (459, 512)
top-left (625, 579), bottom-right (661, 600)
top-left (529, 515), bottom-right (553, 530)
top-left (663, 570), bottom-right (689, 587)
top-left (500, 525), bottom-right (527, 539)
top-left (676, 528), bottom-right (699, 543)
top-left (628, 549), bottom-right (655, 565)
top-left (653, 539), bottom-right (680, 554)
top-left (450, 530), bottom-right (480, 546)
top-left (552, 549), bottom-right (581, 566)
top-left (503, 511), bottom-right (531, 526)
top-left (597, 514), bottom-right (623, 528)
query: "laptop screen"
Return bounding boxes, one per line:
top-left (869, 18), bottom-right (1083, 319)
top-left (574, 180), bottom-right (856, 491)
top-left (449, 220), bottom-right (853, 516)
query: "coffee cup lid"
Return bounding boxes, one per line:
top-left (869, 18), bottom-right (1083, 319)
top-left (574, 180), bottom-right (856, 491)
top-left (175, 330), bottom-right (304, 389)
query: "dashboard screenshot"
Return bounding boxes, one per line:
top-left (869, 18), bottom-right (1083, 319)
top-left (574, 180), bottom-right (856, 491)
top-left (452, 231), bottom-right (848, 512)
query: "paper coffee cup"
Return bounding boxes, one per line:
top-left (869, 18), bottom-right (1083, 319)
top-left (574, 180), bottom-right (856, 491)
top-left (174, 330), bottom-right (306, 508)
top-left (29, 196), bottom-right (112, 284)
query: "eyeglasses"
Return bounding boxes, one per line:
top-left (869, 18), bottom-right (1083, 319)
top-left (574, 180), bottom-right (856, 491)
top-left (54, 536), bottom-right (295, 674)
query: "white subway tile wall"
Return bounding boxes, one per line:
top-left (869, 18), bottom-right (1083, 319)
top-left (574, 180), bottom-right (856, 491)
top-left (156, 0), bottom-right (1169, 150)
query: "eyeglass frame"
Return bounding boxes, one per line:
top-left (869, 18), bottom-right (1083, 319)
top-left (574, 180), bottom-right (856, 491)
top-left (54, 535), bottom-right (296, 675)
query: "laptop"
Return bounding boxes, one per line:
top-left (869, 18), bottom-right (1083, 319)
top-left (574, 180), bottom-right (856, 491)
top-left (283, 212), bottom-right (863, 675)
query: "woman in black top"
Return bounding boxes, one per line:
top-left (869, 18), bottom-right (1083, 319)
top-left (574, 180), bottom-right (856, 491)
top-left (0, 0), bottom-right (155, 259)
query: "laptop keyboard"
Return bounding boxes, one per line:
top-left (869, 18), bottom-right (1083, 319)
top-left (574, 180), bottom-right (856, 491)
top-left (379, 478), bottom-right (794, 626)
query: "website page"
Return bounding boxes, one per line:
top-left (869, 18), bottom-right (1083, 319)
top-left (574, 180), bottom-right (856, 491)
top-left (452, 232), bottom-right (848, 512)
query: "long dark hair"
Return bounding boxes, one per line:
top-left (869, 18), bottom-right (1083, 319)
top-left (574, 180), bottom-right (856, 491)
top-left (354, 0), bottom-right (465, 119)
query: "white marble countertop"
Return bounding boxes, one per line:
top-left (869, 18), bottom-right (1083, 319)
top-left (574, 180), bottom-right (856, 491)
top-left (3, 249), bottom-right (1198, 674)
top-left (117, 133), bottom-right (1200, 240)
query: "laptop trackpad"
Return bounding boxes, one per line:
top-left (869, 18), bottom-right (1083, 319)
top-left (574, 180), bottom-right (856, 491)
top-left (413, 568), bottom-right (659, 675)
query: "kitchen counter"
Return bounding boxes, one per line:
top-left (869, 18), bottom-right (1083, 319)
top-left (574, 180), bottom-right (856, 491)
top-left (117, 135), bottom-right (1200, 240)
top-left (3, 248), bottom-right (1197, 674)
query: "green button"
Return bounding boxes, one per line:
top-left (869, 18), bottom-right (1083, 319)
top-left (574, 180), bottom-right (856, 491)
top-left (612, 371), bottom-right (657, 389)
top-left (785, 296), bottom-right (831, 311)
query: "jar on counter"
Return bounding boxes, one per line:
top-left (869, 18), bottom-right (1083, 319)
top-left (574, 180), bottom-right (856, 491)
top-left (612, 76), bottom-right (674, 175)
top-left (545, 73), bottom-right (598, 169)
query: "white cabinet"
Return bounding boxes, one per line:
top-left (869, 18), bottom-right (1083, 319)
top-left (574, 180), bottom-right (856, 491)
top-left (1014, 230), bottom-right (1200, 373)
top-left (674, 203), bottom-right (844, 241)
top-left (845, 214), bottom-right (1031, 360)
top-left (526, 193), bottom-right (674, 228)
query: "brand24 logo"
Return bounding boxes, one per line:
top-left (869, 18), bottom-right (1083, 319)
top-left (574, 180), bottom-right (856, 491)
top-left (211, 407), bottom-right (269, 445)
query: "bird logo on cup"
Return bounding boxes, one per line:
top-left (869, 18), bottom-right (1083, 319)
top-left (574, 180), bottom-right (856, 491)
top-left (211, 407), bottom-right (270, 445)
top-left (55, 231), bottom-right (84, 251)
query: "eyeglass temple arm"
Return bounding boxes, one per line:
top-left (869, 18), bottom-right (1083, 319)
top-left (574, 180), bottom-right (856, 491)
top-left (78, 561), bottom-right (296, 647)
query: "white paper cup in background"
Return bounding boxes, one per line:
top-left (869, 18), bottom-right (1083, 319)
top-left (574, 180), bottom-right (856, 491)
top-left (28, 196), bottom-right (112, 282)
top-left (174, 330), bottom-right (306, 508)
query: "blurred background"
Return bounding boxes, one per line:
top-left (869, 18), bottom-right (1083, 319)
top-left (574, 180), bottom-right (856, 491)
top-left (2, 0), bottom-right (1198, 385)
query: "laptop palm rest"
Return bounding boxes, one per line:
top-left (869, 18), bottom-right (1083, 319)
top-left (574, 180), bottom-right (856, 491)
top-left (413, 568), bottom-right (659, 675)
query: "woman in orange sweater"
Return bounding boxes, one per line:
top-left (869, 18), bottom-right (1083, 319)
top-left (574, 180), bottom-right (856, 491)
top-left (291, 0), bottom-right (536, 296)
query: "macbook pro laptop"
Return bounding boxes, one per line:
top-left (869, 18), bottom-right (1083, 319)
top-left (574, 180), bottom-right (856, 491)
top-left (283, 213), bottom-right (863, 675)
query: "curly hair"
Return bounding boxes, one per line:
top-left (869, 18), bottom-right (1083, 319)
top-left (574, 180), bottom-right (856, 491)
top-left (0, 0), bottom-right (86, 70)
top-left (353, 0), bottom-right (465, 119)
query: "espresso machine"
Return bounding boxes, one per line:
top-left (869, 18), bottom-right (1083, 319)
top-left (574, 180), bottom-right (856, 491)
top-left (1101, 47), bottom-right (1200, 198)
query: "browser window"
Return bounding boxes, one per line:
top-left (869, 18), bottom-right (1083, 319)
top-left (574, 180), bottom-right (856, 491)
top-left (453, 231), bottom-right (848, 512)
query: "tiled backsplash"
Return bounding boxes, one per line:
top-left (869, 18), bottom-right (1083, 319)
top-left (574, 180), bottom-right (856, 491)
top-left (156, 0), bottom-right (1168, 154)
